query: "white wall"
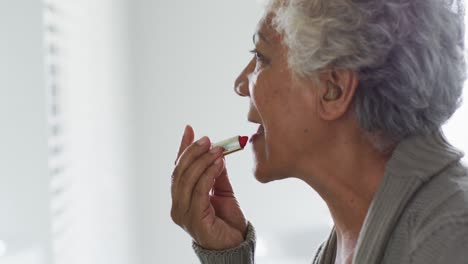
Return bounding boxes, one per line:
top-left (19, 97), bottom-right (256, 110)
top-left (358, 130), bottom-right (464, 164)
top-left (0, 1), bottom-right (51, 263)
top-left (44, 1), bottom-right (136, 264)
top-left (129, 1), bottom-right (331, 263)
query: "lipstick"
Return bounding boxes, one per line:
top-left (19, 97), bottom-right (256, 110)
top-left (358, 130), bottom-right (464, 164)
top-left (212, 136), bottom-right (249, 156)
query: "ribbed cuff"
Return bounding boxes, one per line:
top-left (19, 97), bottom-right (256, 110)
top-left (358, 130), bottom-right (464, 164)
top-left (192, 222), bottom-right (256, 264)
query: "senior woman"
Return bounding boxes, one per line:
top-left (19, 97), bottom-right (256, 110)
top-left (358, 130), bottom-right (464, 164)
top-left (170, 0), bottom-right (468, 263)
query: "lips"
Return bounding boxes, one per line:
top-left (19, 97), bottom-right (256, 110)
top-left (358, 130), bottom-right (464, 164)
top-left (249, 124), bottom-right (264, 143)
top-left (257, 124), bottom-right (264, 134)
top-left (247, 115), bottom-right (264, 143)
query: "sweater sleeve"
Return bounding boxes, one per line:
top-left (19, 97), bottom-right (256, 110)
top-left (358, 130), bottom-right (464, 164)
top-left (409, 216), bottom-right (468, 264)
top-left (192, 222), bottom-right (256, 264)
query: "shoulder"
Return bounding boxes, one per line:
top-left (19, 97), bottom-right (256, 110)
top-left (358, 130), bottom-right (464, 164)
top-left (407, 160), bottom-right (468, 233)
top-left (405, 161), bottom-right (468, 263)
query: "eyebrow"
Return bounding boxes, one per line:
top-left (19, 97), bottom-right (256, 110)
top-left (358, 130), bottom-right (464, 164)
top-left (253, 31), bottom-right (269, 45)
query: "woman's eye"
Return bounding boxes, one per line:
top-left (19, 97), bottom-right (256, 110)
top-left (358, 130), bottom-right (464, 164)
top-left (249, 49), bottom-right (268, 63)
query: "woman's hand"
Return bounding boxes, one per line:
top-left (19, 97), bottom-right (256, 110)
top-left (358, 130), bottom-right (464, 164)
top-left (171, 125), bottom-right (248, 250)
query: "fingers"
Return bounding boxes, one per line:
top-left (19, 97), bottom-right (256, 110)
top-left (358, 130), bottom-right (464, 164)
top-left (176, 146), bottom-right (224, 214)
top-left (173, 136), bottom-right (210, 188)
top-left (191, 157), bottom-right (225, 216)
top-left (175, 125), bottom-right (194, 165)
top-left (172, 136), bottom-right (208, 204)
top-left (171, 135), bottom-right (222, 224)
top-left (212, 160), bottom-right (235, 197)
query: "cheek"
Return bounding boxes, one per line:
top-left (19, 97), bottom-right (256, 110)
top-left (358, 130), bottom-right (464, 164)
top-left (262, 109), bottom-right (301, 170)
top-left (251, 77), bottom-right (287, 120)
top-left (251, 68), bottom-right (308, 167)
top-left (264, 96), bottom-right (314, 164)
top-left (266, 119), bottom-right (301, 160)
top-left (253, 74), bottom-right (297, 141)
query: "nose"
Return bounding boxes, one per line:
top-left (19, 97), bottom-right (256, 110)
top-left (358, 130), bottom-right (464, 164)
top-left (234, 59), bottom-right (255, 97)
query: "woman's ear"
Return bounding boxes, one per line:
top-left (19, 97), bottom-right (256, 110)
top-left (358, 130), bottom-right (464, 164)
top-left (317, 69), bottom-right (358, 121)
top-left (324, 80), bottom-right (343, 101)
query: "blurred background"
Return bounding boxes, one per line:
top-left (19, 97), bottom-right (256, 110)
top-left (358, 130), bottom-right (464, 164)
top-left (0, 0), bottom-right (467, 263)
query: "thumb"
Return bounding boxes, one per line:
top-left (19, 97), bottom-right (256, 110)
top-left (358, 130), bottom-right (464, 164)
top-left (174, 124), bottom-right (194, 165)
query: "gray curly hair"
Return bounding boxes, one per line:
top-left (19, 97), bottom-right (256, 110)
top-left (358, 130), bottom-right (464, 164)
top-left (266, 0), bottom-right (466, 150)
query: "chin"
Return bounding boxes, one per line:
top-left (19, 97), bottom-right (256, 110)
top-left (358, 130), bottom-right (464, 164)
top-left (252, 163), bottom-right (289, 183)
top-left (254, 173), bottom-right (273, 184)
top-left (251, 139), bottom-right (294, 183)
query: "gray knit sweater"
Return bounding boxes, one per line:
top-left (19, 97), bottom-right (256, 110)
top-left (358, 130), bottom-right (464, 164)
top-left (193, 131), bottom-right (468, 264)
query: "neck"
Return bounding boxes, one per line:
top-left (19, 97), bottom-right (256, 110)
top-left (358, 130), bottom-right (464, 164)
top-left (296, 127), bottom-right (391, 257)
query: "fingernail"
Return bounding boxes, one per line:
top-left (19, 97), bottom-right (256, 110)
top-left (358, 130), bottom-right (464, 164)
top-left (210, 146), bottom-right (224, 154)
top-left (197, 136), bottom-right (209, 146)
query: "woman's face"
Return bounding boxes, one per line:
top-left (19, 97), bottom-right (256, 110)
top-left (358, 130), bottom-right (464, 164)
top-left (235, 14), bottom-right (326, 183)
